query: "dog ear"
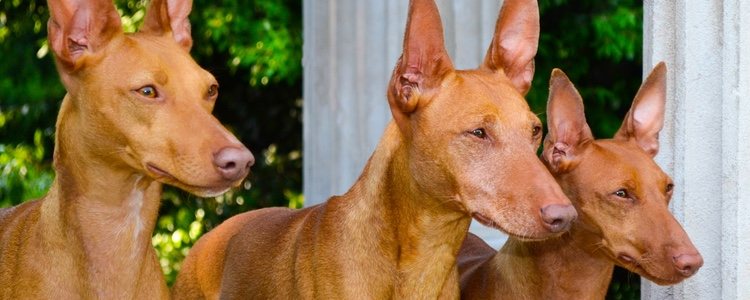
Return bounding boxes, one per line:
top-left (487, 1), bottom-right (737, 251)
top-left (482, 0), bottom-right (539, 95)
top-left (47, 0), bottom-right (123, 70)
top-left (614, 62), bottom-right (667, 157)
top-left (387, 0), bottom-right (454, 133)
top-left (140, 0), bottom-right (193, 51)
top-left (542, 69), bottom-right (593, 173)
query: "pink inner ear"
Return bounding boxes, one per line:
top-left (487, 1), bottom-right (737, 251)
top-left (632, 96), bottom-right (663, 131)
top-left (552, 143), bottom-right (568, 158)
top-left (47, 2), bottom-right (122, 69)
top-left (172, 26), bottom-right (193, 49)
top-left (402, 72), bottom-right (423, 86)
top-left (397, 73), bottom-right (422, 113)
top-left (401, 85), bottom-right (414, 100)
top-left (140, 0), bottom-right (193, 50)
top-left (482, 0), bottom-right (539, 95)
top-left (511, 62), bottom-right (534, 94)
top-left (67, 37), bottom-right (88, 57)
top-left (638, 139), bottom-right (659, 157)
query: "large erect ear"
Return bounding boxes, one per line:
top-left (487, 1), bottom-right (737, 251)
top-left (387, 0), bottom-right (454, 132)
top-left (140, 0), bottom-right (193, 51)
top-left (614, 62), bottom-right (667, 157)
top-left (542, 69), bottom-right (593, 173)
top-left (482, 0), bottom-right (539, 95)
top-left (47, 0), bottom-right (123, 70)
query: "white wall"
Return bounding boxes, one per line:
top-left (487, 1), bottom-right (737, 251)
top-left (302, 0), bottom-right (507, 247)
top-left (643, 0), bottom-right (750, 299)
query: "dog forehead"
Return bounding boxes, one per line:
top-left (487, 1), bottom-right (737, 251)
top-left (585, 140), bottom-right (668, 185)
top-left (434, 71), bottom-right (531, 113)
top-left (98, 34), bottom-right (211, 84)
top-left (110, 33), bottom-right (200, 68)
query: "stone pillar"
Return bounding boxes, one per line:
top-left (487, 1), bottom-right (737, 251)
top-left (643, 0), bottom-right (750, 299)
top-left (302, 0), bottom-right (506, 247)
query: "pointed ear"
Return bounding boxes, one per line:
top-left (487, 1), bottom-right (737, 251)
top-left (140, 0), bottom-right (193, 51)
top-left (614, 62), bottom-right (667, 157)
top-left (47, 0), bottom-right (123, 70)
top-left (482, 0), bottom-right (539, 95)
top-left (542, 69), bottom-right (593, 173)
top-left (387, 0), bottom-right (454, 132)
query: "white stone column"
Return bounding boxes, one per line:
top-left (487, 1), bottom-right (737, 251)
top-left (643, 0), bottom-right (750, 299)
top-left (303, 0), bottom-right (506, 247)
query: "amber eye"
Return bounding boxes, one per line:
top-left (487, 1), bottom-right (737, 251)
top-left (532, 125), bottom-right (542, 138)
top-left (137, 86), bottom-right (158, 98)
top-left (471, 128), bottom-right (486, 139)
top-left (208, 84), bottom-right (219, 98)
top-left (614, 189), bottom-right (629, 198)
top-left (666, 183), bottom-right (674, 193)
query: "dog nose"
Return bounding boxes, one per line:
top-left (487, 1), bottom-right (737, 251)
top-left (540, 204), bottom-right (577, 233)
top-left (673, 253), bottom-right (703, 277)
top-left (213, 146), bottom-right (255, 181)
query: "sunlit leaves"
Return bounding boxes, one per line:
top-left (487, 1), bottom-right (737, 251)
top-left (195, 0), bottom-right (302, 87)
top-left (0, 130), bottom-right (53, 206)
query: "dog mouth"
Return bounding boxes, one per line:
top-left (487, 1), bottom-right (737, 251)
top-left (615, 253), bottom-right (687, 285)
top-left (146, 163), bottom-right (233, 197)
top-left (147, 163), bottom-right (177, 181)
top-left (471, 212), bottom-right (549, 242)
top-left (617, 254), bottom-right (646, 273)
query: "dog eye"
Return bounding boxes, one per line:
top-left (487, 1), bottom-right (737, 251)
top-left (666, 183), bottom-right (674, 193)
top-left (470, 128), bottom-right (486, 139)
top-left (207, 84), bottom-right (219, 98)
top-left (614, 189), bottom-right (629, 198)
top-left (532, 125), bottom-right (542, 138)
top-left (136, 86), bottom-right (159, 98)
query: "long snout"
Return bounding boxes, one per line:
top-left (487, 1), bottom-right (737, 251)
top-left (509, 152), bottom-right (577, 236)
top-left (673, 252), bottom-right (703, 277)
top-left (527, 158), bottom-right (577, 233)
top-left (666, 217), bottom-right (703, 279)
top-left (154, 104), bottom-right (255, 194)
top-left (540, 204), bottom-right (577, 233)
top-left (213, 146), bottom-right (255, 182)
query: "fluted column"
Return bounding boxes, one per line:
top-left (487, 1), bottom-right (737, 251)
top-left (643, 0), bottom-right (750, 299)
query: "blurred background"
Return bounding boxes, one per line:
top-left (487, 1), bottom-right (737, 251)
top-left (0, 0), bottom-right (641, 298)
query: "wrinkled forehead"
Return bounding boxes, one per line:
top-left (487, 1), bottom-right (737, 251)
top-left (586, 140), bottom-right (670, 182)
top-left (428, 70), bottom-right (535, 120)
top-left (97, 33), bottom-right (211, 81)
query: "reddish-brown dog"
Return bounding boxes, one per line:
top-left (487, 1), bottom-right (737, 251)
top-left (172, 0), bottom-right (576, 299)
top-left (0, 0), bottom-right (253, 298)
top-left (458, 64), bottom-right (703, 300)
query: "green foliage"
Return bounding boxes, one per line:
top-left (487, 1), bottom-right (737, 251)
top-left (0, 130), bottom-right (53, 206)
top-left (0, 0), bottom-right (58, 208)
top-left (0, 0), bottom-right (302, 285)
top-left (1, 0), bottom-right (641, 294)
top-left (533, 0), bottom-right (643, 138)
top-left (607, 267), bottom-right (641, 300)
top-left (196, 0), bottom-right (301, 86)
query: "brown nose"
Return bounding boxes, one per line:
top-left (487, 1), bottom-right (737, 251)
top-left (213, 146), bottom-right (254, 181)
top-left (673, 253), bottom-right (703, 277)
top-left (540, 204), bottom-right (577, 233)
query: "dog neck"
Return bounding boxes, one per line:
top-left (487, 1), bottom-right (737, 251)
top-left (41, 96), bottom-right (164, 298)
top-left (338, 122), bottom-right (472, 298)
top-left (488, 226), bottom-right (614, 300)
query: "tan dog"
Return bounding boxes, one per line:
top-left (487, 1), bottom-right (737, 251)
top-left (458, 64), bottom-right (703, 300)
top-left (0, 0), bottom-right (253, 298)
top-left (172, 0), bottom-right (576, 299)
